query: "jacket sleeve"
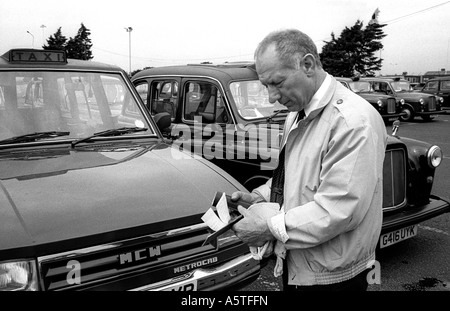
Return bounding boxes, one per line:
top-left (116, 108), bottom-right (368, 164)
top-left (251, 178), bottom-right (272, 202)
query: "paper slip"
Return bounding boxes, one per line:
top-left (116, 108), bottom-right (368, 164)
top-left (201, 193), bottom-right (231, 231)
top-left (201, 208), bottom-right (227, 231)
top-left (216, 192), bottom-right (231, 224)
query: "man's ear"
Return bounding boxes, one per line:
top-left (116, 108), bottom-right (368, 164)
top-left (302, 54), bottom-right (316, 75)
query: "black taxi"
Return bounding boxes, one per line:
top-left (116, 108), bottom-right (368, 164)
top-left (359, 77), bottom-right (447, 122)
top-left (0, 49), bottom-right (261, 291)
top-left (420, 77), bottom-right (450, 108)
top-left (132, 62), bottom-right (450, 250)
top-left (336, 77), bottom-right (406, 123)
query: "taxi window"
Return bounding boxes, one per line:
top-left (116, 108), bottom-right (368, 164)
top-left (0, 71), bottom-right (153, 141)
top-left (348, 81), bottom-right (371, 93)
top-left (135, 83), bottom-right (149, 104)
top-left (230, 80), bottom-right (286, 119)
top-left (148, 80), bottom-right (178, 121)
top-left (372, 81), bottom-right (393, 94)
top-left (424, 81), bottom-right (438, 91)
top-left (440, 80), bottom-right (450, 91)
top-left (183, 81), bottom-right (221, 123)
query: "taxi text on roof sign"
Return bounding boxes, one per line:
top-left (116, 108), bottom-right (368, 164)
top-left (2, 49), bottom-right (67, 63)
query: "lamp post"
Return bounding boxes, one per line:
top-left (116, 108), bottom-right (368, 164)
top-left (27, 31), bottom-right (35, 48)
top-left (40, 25), bottom-right (47, 46)
top-left (447, 37), bottom-right (450, 72)
top-left (124, 27), bottom-right (133, 76)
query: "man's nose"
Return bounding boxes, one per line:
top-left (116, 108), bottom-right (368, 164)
top-left (268, 86), bottom-right (281, 103)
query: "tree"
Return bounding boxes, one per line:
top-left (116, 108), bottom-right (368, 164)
top-left (320, 19), bottom-right (386, 77)
top-left (42, 24), bottom-right (94, 60)
top-left (42, 27), bottom-right (67, 50)
top-left (65, 23), bottom-right (93, 60)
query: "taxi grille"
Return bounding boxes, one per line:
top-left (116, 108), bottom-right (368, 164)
top-left (382, 148), bottom-right (407, 211)
top-left (37, 224), bottom-right (227, 291)
top-left (428, 97), bottom-right (436, 111)
top-left (387, 98), bottom-right (396, 114)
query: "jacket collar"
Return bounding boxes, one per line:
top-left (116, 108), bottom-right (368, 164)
top-left (304, 73), bottom-right (336, 121)
top-left (284, 74), bottom-right (337, 135)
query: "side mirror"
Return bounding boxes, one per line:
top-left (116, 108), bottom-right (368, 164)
top-left (153, 112), bottom-right (172, 133)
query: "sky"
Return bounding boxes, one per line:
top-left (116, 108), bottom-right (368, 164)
top-left (1, 0), bottom-right (450, 76)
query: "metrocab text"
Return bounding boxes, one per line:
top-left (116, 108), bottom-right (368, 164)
top-left (170, 118), bottom-right (281, 170)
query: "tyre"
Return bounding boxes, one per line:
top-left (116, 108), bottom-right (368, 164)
top-left (400, 107), bottom-right (413, 122)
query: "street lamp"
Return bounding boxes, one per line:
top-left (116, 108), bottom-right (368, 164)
top-left (446, 37), bottom-right (450, 72)
top-left (40, 25), bottom-right (47, 46)
top-left (124, 27), bottom-right (133, 76)
top-left (26, 31), bottom-right (35, 48)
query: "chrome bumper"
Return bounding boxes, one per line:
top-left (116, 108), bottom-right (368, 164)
top-left (129, 253), bottom-right (260, 291)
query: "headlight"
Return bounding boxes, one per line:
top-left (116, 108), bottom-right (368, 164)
top-left (419, 98), bottom-right (424, 105)
top-left (427, 145), bottom-right (443, 168)
top-left (400, 98), bottom-right (405, 105)
top-left (0, 260), bottom-right (38, 291)
top-left (438, 96), bottom-right (444, 104)
top-left (377, 100), bottom-right (383, 107)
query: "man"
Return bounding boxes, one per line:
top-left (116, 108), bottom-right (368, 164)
top-left (231, 29), bottom-right (387, 291)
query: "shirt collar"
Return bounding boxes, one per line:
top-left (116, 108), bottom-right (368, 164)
top-left (304, 73), bottom-right (332, 117)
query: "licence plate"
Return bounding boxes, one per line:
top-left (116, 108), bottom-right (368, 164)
top-left (162, 280), bottom-right (198, 291)
top-left (379, 224), bottom-right (418, 248)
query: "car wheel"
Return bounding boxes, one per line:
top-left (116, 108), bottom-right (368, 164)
top-left (400, 107), bottom-right (413, 122)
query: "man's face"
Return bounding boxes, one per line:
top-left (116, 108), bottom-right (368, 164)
top-left (256, 44), bottom-right (315, 112)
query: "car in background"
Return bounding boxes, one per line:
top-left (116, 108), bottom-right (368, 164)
top-left (0, 49), bottom-right (261, 291)
top-left (420, 77), bottom-right (450, 108)
top-left (133, 62), bottom-right (286, 190)
top-left (336, 77), bottom-right (406, 123)
top-left (132, 63), bottom-right (450, 250)
top-left (410, 82), bottom-right (425, 91)
top-left (359, 77), bottom-right (446, 122)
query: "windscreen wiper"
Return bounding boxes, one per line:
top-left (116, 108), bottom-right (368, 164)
top-left (71, 127), bottom-right (148, 148)
top-left (0, 131), bottom-right (70, 145)
top-left (266, 109), bottom-right (289, 123)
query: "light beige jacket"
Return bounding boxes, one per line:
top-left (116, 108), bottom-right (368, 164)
top-left (254, 75), bottom-right (388, 285)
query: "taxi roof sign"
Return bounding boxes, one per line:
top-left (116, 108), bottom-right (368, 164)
top-left (2, 49), bottom-right (67, 64)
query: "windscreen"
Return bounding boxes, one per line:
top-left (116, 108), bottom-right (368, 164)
top-left (0, 71), bottom-right (154, 141)
top-left (391, 81), bottom-right (411, 92)
top-left (348, 81), bottom-right (372, 93)
top-left (230, 80), bottom-right (286, 119)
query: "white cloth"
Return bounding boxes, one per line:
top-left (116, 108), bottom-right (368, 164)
top-left (246, 202), bottom-right (287, 277)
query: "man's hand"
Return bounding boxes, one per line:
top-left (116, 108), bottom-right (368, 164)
top-left (231, 191), bottom-right (262, 205)
top-left (232, 203), bottom-right (280, 247)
